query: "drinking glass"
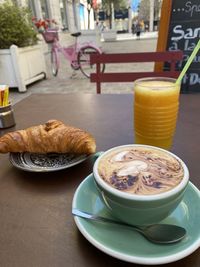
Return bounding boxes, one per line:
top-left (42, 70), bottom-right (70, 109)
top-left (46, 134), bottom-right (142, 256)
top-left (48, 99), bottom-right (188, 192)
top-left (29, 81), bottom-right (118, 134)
top-left (134, 77), bottom-right (181, 150)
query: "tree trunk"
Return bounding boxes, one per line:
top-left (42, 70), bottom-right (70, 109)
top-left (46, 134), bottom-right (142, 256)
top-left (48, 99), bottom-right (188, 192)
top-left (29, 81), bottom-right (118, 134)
top-left (88, 10), bottom-right (90, 29)
top-left (109, 2), bottom-right (112, 29)
top-left (149, 0), bottom-right (154, 32)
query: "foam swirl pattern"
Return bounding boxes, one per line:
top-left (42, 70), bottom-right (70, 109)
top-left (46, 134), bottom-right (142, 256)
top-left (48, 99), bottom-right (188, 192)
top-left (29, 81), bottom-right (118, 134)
top-left (98, 146), bottom-right (184, 195)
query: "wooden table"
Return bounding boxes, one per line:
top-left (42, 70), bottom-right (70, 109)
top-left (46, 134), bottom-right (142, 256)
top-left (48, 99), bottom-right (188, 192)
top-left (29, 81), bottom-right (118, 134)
top-left (0, 93), bottom-right (199, 267)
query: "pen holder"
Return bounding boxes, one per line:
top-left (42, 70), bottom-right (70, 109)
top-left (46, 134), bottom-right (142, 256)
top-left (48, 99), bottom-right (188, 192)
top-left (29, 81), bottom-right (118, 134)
top-left (0, 103), bottom-right (16, 129)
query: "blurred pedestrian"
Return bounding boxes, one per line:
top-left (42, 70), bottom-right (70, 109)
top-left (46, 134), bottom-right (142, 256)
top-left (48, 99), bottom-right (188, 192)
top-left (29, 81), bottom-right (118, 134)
top-left (131, 20), bottom-right (137, 35)
top-left (140, 20), bottom-right (145, 32)
top-left (99, 21), bottom-right (106, 32)
top-left (135, 21), bottom-right (141, 40)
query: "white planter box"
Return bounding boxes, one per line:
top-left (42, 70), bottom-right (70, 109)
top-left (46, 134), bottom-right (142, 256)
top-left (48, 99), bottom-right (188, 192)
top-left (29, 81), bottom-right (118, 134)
top-left (0, 44), bottom-right (47, 92)
top-left (80, 30), bottom-right (101, 47)
top-left (102, 30), bottom-right (117, 42)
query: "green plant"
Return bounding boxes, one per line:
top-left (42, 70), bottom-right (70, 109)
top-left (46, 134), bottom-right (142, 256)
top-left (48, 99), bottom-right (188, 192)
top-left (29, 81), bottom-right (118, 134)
top-left (0, 3), bottom-right (38, 49)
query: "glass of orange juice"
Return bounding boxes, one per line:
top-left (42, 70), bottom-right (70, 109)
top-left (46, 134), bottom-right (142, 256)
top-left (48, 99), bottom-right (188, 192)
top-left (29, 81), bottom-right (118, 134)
top-left (134, 77), bottom-right (181, 150)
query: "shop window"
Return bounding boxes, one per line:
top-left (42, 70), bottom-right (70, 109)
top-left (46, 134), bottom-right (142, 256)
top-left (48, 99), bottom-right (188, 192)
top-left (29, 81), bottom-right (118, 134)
top-left (59, 0), bottom-right (68, 30)
top-left (79, 4), bottom-right (85, 29)
top-left (73, 0), bottom-right (78, 28)
top-left (40, 0), bottom-right (49, 19)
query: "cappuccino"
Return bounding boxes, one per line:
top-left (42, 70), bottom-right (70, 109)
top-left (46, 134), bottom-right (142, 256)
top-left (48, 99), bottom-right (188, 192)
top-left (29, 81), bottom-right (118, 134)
top-left (98, 146), bottom-right (184, 195)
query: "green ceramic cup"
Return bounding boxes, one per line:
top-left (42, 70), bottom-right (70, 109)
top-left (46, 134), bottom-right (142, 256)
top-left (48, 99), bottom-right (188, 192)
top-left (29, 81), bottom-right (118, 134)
top-left (93, 144), bottom-right (189, 226)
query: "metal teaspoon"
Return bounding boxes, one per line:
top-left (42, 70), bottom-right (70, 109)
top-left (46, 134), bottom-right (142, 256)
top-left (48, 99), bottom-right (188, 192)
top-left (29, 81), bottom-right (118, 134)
top-left (72, 208), bottom-right (186, 244)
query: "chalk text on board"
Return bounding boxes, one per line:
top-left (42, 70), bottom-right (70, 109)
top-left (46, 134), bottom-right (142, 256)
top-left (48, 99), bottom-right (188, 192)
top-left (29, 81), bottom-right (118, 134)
top-left (169, 39), bottom-right (196, 51)
top-left (172, 1), bottom-right (200, 17)
top-left (171, 25), bottom-right (200, 41)
top-left (185, 1), bottom-right (200, 17)
top-left (182, 73), bottom-right (200, 85)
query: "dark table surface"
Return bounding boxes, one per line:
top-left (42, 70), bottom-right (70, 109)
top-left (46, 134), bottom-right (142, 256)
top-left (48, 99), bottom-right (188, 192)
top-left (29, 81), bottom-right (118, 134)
top-left (0, 93), bottom-right (199, 267)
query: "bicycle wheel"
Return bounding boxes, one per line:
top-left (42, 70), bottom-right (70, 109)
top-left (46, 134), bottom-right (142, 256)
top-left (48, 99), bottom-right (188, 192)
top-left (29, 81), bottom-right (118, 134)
top-left (78, 46), bottom-right (105, 78)
top-left (51, 48), bottom-right (59, 76)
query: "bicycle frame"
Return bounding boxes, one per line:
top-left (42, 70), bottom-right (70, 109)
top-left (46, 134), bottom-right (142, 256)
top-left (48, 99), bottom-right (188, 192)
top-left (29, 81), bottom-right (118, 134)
top-left (51, 34), bottom-right (102, 70)
top-left (44, 28), bottom-right (105, 77)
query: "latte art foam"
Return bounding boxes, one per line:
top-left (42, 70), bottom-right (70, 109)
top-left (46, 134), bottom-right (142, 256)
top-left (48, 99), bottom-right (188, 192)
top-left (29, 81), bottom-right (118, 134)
top-left (98, 146), bottom-right (184, 195)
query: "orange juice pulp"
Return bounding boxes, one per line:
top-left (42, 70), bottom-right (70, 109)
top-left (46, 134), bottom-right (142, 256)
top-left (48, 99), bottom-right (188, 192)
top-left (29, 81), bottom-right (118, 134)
top-left (134, 79), bottom-right (180, 149)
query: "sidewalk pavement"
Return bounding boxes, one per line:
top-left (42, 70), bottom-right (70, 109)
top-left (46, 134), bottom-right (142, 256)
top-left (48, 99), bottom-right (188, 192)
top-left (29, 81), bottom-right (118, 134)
top-left (9, 32), bottom-right (158, 105)
top-left (116, 31), bottom-right (158, 41)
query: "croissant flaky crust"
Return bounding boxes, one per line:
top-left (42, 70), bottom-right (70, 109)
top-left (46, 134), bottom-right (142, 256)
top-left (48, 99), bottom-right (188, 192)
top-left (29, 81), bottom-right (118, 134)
top-left (0, 120), bottom-right (96, 154)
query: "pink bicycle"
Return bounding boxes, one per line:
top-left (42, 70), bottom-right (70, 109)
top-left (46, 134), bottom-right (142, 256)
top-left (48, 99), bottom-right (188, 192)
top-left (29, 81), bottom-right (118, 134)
top-left (42, 29), bottom-right (105, 78)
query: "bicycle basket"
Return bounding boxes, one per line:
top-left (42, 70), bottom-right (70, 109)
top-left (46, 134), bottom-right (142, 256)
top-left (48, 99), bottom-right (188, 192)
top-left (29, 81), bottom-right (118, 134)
top-left (42, 29), bottom-right (59, 43)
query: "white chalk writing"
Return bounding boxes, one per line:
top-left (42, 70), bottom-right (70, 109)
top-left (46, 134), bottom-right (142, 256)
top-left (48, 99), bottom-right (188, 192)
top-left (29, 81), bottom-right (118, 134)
top-left (171, 25), bottom-right (200, 41)
top-left (169, 1), bottom-right (200, 87)
top-left (182, 73), bottom-right (200, 85)
top-left (185, 1), bottom-right (200, 17)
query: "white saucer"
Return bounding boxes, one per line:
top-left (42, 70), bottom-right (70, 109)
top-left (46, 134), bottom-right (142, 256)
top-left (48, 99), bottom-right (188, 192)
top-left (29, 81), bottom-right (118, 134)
top-left (72, 174), bottom-right (200, 265)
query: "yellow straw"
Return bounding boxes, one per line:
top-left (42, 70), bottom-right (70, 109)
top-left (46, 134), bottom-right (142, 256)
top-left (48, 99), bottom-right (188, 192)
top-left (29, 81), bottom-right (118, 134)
top-left (176, 40), bottom-right (200, 85)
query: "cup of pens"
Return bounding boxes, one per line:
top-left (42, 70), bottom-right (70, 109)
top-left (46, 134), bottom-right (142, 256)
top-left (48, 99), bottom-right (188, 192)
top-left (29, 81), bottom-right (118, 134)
top-left (0, 85), bottom-right (15, 129)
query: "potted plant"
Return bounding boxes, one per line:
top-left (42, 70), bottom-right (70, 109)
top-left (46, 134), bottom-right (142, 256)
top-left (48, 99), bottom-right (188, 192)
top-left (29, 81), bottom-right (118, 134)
top-left (0, 3), bottom-right (47, 92)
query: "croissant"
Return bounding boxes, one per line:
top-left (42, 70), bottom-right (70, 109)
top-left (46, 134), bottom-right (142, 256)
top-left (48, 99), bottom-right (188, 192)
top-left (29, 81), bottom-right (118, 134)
top-left (0, 120), bottom-right (96, 154)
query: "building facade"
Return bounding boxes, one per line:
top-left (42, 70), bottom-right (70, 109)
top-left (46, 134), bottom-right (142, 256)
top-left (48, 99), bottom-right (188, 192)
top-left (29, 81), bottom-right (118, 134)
top-left (0, 0), bottom-right (95, 33)
top-left (27, 0), bottom-right (95, 32)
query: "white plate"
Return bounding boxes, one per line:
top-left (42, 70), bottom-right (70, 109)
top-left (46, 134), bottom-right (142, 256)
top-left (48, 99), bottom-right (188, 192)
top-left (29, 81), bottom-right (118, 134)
top-left (72, 174), bottom-right (200, 265)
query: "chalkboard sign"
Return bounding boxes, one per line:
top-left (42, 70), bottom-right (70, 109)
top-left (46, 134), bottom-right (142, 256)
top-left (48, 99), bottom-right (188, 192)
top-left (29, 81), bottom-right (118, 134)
top-left (157, 0), bottom-right (200, 93)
